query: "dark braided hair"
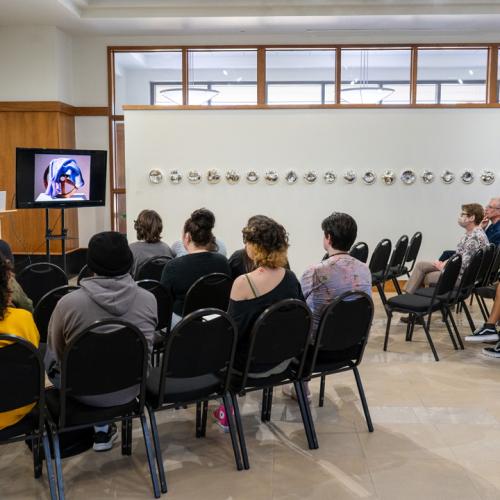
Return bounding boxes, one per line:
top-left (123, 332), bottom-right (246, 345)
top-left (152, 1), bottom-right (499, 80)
top-left (0, 254), bottom-right (13, 321)
top-left (183, 208), bottom-right (217, 251)
top-left (242, 215), bottom-right (289, 268)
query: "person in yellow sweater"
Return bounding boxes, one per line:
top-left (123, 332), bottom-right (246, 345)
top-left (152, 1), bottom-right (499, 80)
top-left (0, 254), bottom-right (40, 430)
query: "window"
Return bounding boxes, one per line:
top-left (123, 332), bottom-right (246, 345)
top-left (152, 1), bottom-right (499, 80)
top-left (187, 49), bottom-right (257, 105)
top-left (341, 49), bottom-right (411, 104)
top-left (266, 49), bottom-right (336, 104)
top-left (417, 49), bottom-right (488, 104)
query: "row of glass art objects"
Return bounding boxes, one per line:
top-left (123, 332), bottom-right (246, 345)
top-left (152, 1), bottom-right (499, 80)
top-left (148, 168), bottom-right (496, 186)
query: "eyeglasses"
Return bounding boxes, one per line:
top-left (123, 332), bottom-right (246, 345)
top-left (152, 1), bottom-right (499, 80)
top-left (486, 205), bottom-right (500, 210)
top-left (460, 212), bottom-right (470, 217)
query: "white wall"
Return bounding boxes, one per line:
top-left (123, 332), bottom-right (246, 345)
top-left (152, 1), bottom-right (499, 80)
top-left (124, 108), bottom-right (500, 277)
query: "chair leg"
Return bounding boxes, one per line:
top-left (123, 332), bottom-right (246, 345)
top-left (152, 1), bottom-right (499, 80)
top-left (462, 301), bottom-right (476, 333)
top-left (140, 414), bottom-right (161, 498)
top-left (147, 408), bottom-right (167, 494)
top-left (230, 392), bottom-right (249, 470)
top-left (421, 318), bottom-right (439, 361)
top-left (480, 295), bottom-right (490, 318)
top-left (476, 293), bottom-right (488, 321)
top-left (32, 435), bottom-right (42, 479)
top-left (265, 388), bottom-right (273, 422)
top-left (121, 417), bottom-right (131, 456)
top-left (196, 401), bottom-right (203, 438)
top-left (383, 312), bottom-right (392, 351)
top-left (299, 380), bottom-right (318, 449)
top-left (293, 380), bottom-right (317, 450)
top-left (442, 309), bottom-right (458, 350)
top-left (392, 278), bottom-right (402, 295)
top-left (405, 316), bottom-right (412, 341)
top-left (260, 388), bottom-right (268, 423)
top-left (223, 393), bottom-right (243, 471)
top-left (448, 308), bottom-right (465, 350)
top-left (42, 433), bottom-right (58, 500)
top-left (353, 366), bottom-right (373, 432)
top-left (50, 430), bottom-right (65, 500)
top-left (318, 375), bottom-right (326, 407)
top-left (201, 400), bottom-right (208, 437)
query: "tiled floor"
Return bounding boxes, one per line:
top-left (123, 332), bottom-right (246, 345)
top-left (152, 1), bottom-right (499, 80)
top-left (2, 295), bottom-right (500, 499)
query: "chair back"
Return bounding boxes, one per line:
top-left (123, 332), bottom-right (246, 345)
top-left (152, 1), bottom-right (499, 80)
top-left (388, 235), bottom-right (409, 274)
top-left (0, 334), bottom-right (44, 435)
top-left (59, 319), bottom-right (148, 427)
top-left (435, 254), bottom-right (462, 298)
top-left (34, 285), bottom-right (79, 343)
top-left (76, 264), bottom-right (93, 285)
top-left (17, 262), bottom-right (68, 308)
top-left (137, 279), bottom-right (173, 332)
top-left (457, 248), bottom-right (484, 300)
top-left (240, 299), bottom-right (312, 388)
top-left (486, 246), bottom-right (500, 285)
top-left (307, 291), bottom-right (374, 374)
top-left (369, 238), bottom-right (392, 279)
top-left (405, 232), bottom-right (423, 267)
top-left (349, 242), bottom-right (369, 263)
top-left (475, 243), bottom-right (495, 287)
top-left (182, 273), bottom-right (232, 316)
top-left (135, 255), bottom-right (172, 281)
top-left (158, 309), bottom-right (237, 406)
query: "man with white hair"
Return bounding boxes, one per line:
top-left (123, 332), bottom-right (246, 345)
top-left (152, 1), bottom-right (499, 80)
top-left (482, 197), bottom-right (500, 246)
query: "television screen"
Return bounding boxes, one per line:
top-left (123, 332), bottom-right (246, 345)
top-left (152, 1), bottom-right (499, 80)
top-left (16, 148), bottom-right (107, 209)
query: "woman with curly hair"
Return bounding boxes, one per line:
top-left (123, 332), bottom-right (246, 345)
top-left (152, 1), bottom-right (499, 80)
top-left (0, 254), bottom-right (40, 430)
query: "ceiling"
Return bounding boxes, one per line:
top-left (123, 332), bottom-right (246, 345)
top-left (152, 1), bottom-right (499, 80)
top-left (2, 0), bottom-right (500, 37)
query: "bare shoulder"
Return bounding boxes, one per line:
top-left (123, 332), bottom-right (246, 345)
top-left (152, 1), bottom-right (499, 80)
top-left (230, 275), bottom-right (250, 301)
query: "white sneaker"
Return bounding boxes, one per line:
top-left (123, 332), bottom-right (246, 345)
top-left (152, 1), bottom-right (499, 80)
top-left (465, 324), bottom-right (499, 342)
top-left (482, 342), bottom-right (500, 358)
top-left (282, 384), bottom-right (312, 403)
top-left (93, 424), bottom-right (118, 452)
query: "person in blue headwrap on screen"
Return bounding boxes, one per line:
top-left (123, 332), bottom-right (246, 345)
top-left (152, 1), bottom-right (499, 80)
top-left (44, 158), bottom-right (85, 199)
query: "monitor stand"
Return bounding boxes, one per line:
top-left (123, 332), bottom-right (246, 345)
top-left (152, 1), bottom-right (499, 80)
top-left (45, 208), bottom-right (68, 273)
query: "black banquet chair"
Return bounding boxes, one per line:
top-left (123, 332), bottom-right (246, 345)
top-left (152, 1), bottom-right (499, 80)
top-left (383, 254), bottom-right (462, 362)
top-left (473, 245), bottom-right (500, 322)
top-left (306, 291), bottom-right (375, 435)
top-left (349, 241), bottom-right (369, 263)
top-left (44, 319), bottom-right (161, 499)
top-left (401, 231), bottom-right (422, 278)
top-left (137, 279), bottom-right (174, 366)
top-left (33, 285), bottom-right (80, 345)
top-left (76, 264), bottom-right (93, 285)
top-left (17, 262), bottom-right (68, 308)
top-left (229, 299), bottom-right (316, 469)
top-left (182, 272), bottom-right (233, 316)
top-left (384, 235), bottom-right (409, 295)
top-left (0, 334), bottom-right (57, 500)
top-left (369, 239), bottom-right (392, 306)
top-left (135, 255), bottom-right (172, 282)
top-left (146, 309), bottom-right (242, 494)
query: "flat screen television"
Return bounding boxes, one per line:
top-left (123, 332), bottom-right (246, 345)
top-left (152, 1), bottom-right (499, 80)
top-left (16, 148), bottom-right (107, 209)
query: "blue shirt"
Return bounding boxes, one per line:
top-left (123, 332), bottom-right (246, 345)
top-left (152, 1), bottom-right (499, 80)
top-left (486, 221), bottom-right (500, 246)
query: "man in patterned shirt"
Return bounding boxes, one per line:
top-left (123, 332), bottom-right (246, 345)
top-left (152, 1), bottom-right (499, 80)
top-left (405, 203), bottom-right (488, 294)
top-left (301, 212), bottom-right (372, 334)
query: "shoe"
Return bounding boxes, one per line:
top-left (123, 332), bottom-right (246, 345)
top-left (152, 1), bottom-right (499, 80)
top-left (482, 341), bottom-right (500, 358)
top-left (465, 324), bottom-right (499, 342)
top-left (93, 423), bottom-right (118, 452)
top-left (282, 384), bottom-right (312, 404)
top-left (213, 404), bottom-right (230, 433)
top-left (400, 315), bottom-right (425, 326)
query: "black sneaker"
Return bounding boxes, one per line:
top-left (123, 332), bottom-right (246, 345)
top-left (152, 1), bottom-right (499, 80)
top-left (465, 324), bottom-right (499, 342)
top-left (93, 423), bottom-right (118, 452)
top-left (482, 341), bottom-right (500, 358)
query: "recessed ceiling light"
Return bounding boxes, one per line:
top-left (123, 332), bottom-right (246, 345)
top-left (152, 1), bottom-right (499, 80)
top-left (458, 78), bottom-right (463, 84)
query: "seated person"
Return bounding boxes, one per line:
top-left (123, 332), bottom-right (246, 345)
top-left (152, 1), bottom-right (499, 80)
top-left (406, 204), bottom-right (488, 295)
top-left (45, 231), bottom-right (157, 451)
top-left (161, 208), bottom-right (230, 324)
top-left (228, 215), bottom-right (290, 280)
top-left (0, 239), bottom-right (33, 312)
top-left (301, 212), bottom-right (372, 334)
top-left (0, 255), bottom-right (40, 431)
top-left (466, 284), bottom-right (500, 351)
top-left (171, 236), bottom-right (227, 258)
top-left (129, 209), bottom-right (174, 277)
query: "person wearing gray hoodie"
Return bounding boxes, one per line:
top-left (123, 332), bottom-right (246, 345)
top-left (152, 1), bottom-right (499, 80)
top-left (44, 231), bottom-right (157, 451)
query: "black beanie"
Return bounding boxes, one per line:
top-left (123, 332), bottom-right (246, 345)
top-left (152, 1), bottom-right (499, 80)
top-left (87, 231), bottom-right (133, 277)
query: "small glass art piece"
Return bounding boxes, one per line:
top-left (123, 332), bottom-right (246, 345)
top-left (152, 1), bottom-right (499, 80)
top-left (303, 171), bottom-right (317, 184)
top-left (246, 170), bottom-right (259, 184)
top-left (207, 169), bottom-right (221, 184)
top-left (343, 170), bottom-right (356, 184)
top-left (400, 170), bottom-right (416, 185)
top-left (381, 170), bottom-right (396, 185)
top-left (323, 171), bottom-right (336, 184)
top-left (187, 170), bottom-right (202, 184)
top-left (362, 170), bottom-right (377, 185)
top-left (421, 170), bottom-right (434, 184)
top-left (285, 170), bottom-right (298, 184)
top-left (169, 170), bottom-right (182, 184)
top-left (441, 170), bottom-right (455, 184)
top-left (226, 170), bottom-right (240, 184)
top-left (480, 170), bottom-right (495, 185)
top-left (148, 169), bottom-right (163, 184)
top-left (264, 170), bottom-right (279, 184)
top-left (460, 170), bottom-right (474, 184)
